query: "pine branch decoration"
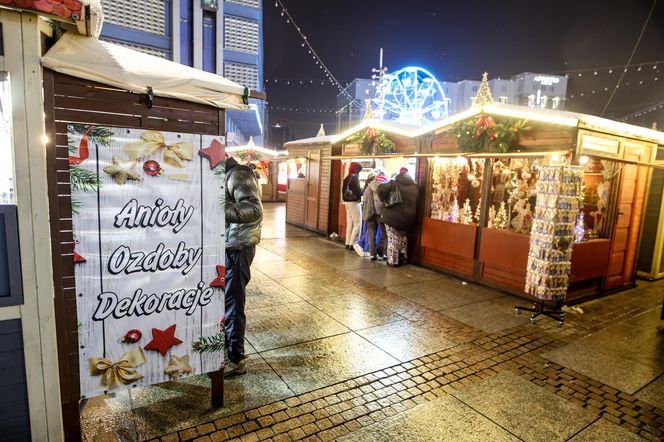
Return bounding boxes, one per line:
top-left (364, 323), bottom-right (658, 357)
top-left (67, 124), bottom-right (113, 146)
top-left (70, 165), bottom-right (101, 192)
top-left (192, 331), bottom-right (225, 354)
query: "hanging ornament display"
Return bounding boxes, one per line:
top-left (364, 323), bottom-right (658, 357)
top-left (143, 160), bottom-right (163, 176)
top-left (525, 165), bottom-right (583, 301)
top-left (448, 199), bottom-right (460, 223)
top-left (493, 202), bottom-right (508, 229)
top-left (121, 329), bottom-right (143, 344)
top-left (474, 199), bottom-right (482, 223)
top-left (461, 199), bottom-right (474, 224)
top-left (575, 210), bottom-right (586, 243)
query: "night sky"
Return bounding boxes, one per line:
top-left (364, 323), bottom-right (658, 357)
top-left (264, 0), bottom-right (664, 142)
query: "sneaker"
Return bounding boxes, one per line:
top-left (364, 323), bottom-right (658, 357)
top-left (224, 357), bottom-right (247, 376)
top-left (370, 255), bottom-right (377, 261)
top-left (353, 244), bottom-right (364, 257)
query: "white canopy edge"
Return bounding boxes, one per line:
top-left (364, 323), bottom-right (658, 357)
top-left (42, 32), bottom-right (250, 110)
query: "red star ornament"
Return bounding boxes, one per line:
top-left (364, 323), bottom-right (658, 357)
top-left (144, 324), bottom-right (183, 357)
top-left (73, 251), bottom-right (87, 263)
top-left (210, 265), bottom-right (226, 289)
top-left (199, 139), bottom-right (225, 170)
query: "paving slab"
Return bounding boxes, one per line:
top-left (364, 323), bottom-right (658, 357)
top-left (339, 394), bottom-right (519, 442)
top-left (357, 319), bottom-right (457, 362)
top-left (568, 418), bottom-right (646, 441)
top-left (635, 374), bottom-right (664, 410)
top-left (261, 333), bottom-right (399, 395)
top-left (246, 283), bottom-right (304, 310)
top-left (386, 278), bottom-right (505, 311)
top-left (440, 298), bottom-right (530, 333)
top-left (275, 275), bottom-right (355, 300)
top-left (253, 247), bottom-right (286, 263)
top-left (245, 302), bottom-right (349, 352)
top-left (346, 265), bottom-right (445, 288)
top-left (253, 260), bottom-right (312, 279)
top-left (308, 293), bottom-right (404, 330)
top-left (453, 371), bottom-right (597, 442)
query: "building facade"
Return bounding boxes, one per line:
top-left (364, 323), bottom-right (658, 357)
top-left (100, 0), bottom-right (265, 145)
top-left (336, 71), bottom-right (568, 130)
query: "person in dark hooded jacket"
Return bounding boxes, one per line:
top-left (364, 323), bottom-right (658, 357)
top-left (377, 167), bottom-right (418, 266)
top-left (342, 162), bottom-right (364, 252)
top-left (224, 156), bottom-right (263, 375)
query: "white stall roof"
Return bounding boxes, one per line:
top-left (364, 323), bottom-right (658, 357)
top-left (42, 33), bottom-right (249, 110)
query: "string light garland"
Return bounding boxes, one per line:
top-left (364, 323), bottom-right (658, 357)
top-left (273, 0), bottom-right (359, 106)
top-left (268, 105), bottom-right (336, 114)
top-left (618, 100), bottom-right (664, 121)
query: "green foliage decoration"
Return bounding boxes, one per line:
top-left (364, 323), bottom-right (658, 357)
top-left (347, 129), bottom-right (396, 155)
top-left (451, 116), bottom-right (528, 153)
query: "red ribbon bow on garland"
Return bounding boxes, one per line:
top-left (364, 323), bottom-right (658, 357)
top-left (475, 115), bottom-right (496, 141)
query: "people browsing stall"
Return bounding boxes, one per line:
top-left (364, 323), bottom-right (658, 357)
top-left (343, 162), bottom-right (364, 253)
top-left (224, 156), bottom-right (263, 376)
top-left (363, 169), bottom-right (388, 260)
top-left (377, 167), bottom-right (419, 267)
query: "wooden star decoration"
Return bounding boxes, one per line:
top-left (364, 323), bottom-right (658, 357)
top-left (144, 324), bottom-right (183, 357)
top-left (210, 265), bottom-right (226, 290)
top-left (164, 354), bottom-right (193, 380)
top-left (103, 155), bottom-right (142, 185)
top-left (198, 139), bottom-right (225, 170)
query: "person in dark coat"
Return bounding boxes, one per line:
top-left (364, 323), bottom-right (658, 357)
top-left (342, 162), bottom-right (364, 252)
top-left (377, 167), bottom-right (418, 266)
top-left (225, 156), bottom-right (263, 376)
top-left (362, 169), bottom-right (388, 260)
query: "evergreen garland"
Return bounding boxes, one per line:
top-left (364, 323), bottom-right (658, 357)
top-left (347, 129), bottom-right (396, 155)
top-left (451, 116), bottom-right (527, 153)
top-left (192, 331), bottom-right (225, 354)
top-left (70, 165), bottom-right (100, 192)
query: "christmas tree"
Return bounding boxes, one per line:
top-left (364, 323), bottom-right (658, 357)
top-left (461, 199), bottom-right (474, 224)
top-left (473, 72), bottom-right (494, 107)
top-left (493, 201), bottom-right (508, 229)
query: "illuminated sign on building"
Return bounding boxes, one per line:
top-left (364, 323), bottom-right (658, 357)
top-left (534, 76), bottom-right (561, 86)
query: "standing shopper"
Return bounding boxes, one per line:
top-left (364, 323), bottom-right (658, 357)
top-left (342, 162), bottom-right (364, 252)
top-left (363, 170), bottom-right (388, 260)
top-left (377, 167), bottom-right (419, 267)
top-left (224, 156), bottom-right (263, 376)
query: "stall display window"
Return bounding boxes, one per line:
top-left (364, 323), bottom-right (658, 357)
top-left (244, 160), bottom-right (270, 185)
top-left (277, 162), bottom-right (288, 192)
top-left (487, 158), bottom-right (540, 233)
top-left (0, 73), bottom-right (14, 204)
top-left (288, 159), bottom-right (306, 179)
top-left (578, 157), bottom-right (617, 240)
top-left (346, 157), bottom-right (417, 189)
top-left (429, 157), bottom-right (484, 224)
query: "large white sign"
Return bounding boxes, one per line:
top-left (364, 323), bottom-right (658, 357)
top-left (68, 125), bottom-right (226, 398)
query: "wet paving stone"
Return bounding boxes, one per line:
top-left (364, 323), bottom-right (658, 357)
top-left (635, 375), bottom-right (664, 410)
top-left (568, 418), bottom-right (646, 441)
top-left (245, 302), bottom-right (349, 352)
top-left (253, 260), bottom-right (312, 279)
top-left (453, 371), bottom-right (598, 442)
top-left (261, 333), bottom-right (399, 395)
top-left (440, 298), bottom-right (531, 333)
top-left (275, 275), bottom-right (354, 301)
top-left (246, 283), bottom-right (304, 310)
top-left (308, 293), bottom-right (404, 330)
top-left (357, 319), bottom-right (458, 362)
top-left (338, 394), bottom-right (519, 442)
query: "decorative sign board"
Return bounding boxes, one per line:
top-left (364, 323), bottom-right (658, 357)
top-left (67, 125), bottom-right (226, 398)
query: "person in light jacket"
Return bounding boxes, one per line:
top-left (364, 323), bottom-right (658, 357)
top-left (377, 167), bottom-right (418, 266)
top-left (342, 162), bottom-right (363, 252)
top-left (362, 169), bottom-right (388, 260)
top-left (225, 156), bottom-right (263, 376)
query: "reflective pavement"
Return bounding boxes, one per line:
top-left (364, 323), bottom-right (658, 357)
top-left (82, 203), bottom-right (664, 441)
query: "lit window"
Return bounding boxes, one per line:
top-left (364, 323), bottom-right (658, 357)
top-left (541, 95), bottom-right (548, 108)
top-left (499, 96), bottom-right (508, 104)
top-left (552, 97), bottom-right (561, 109)
top-left (527, 94), bottom-right (535, 107)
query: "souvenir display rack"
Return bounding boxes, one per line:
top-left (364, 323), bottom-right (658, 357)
top-left (518, 165), bottom-right (583, 324)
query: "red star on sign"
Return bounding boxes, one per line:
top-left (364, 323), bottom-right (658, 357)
top-left (73, 251), bottom-right (87, 264)
top-left (210, 265), bottom-right (226, 289)
top-left (199, 139), bottom-right (225, 170)
top-left (144, 324), bottom-right (183, 357)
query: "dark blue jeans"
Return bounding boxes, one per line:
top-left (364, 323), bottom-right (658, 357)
top-left (225, 246), bottom-right (256, 364)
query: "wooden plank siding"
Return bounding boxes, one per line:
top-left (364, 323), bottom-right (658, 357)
top-left (318, 147), bottom-right (332, 233)
top-left (44, 70), bottom-right (226, 438)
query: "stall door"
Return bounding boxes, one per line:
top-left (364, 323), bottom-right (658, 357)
top-left (605, 145), bottom-right (649, 289)
top-left (305, 159), bottom-right (320, 229)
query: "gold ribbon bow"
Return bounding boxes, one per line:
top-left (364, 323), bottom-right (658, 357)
top-left (89, 347), bottom-right (147, 390)
top-left (123, 130), bottom-right (194, 168)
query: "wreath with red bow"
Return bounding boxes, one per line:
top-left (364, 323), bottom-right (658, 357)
top-left (451, 115), bottom-right (527, 153)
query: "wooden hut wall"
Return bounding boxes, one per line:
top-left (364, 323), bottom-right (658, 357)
top-left (43, 70), bottom-right (227, 437)
top-left (286, 147), bottom-right (307, 225)
top-left (318, 146), bottom-right (333, 233)
top-left (637, 148), bottom-right (664, 280)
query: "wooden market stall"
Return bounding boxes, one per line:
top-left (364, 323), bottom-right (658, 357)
top-left (637, 148), bottom-right (664, 280)
top-left (415, 103), bottom-right (663, 301)
top-left (283, 135), bottom-right (340, 233)
top-left (226, 139), bottom-right (288, 202)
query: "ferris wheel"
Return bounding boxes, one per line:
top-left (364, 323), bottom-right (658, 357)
top-left (374, 66), bottom-right (449, 126)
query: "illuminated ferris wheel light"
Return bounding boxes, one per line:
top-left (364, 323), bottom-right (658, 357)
top-left (374, 66), bottom-right (449, 126)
